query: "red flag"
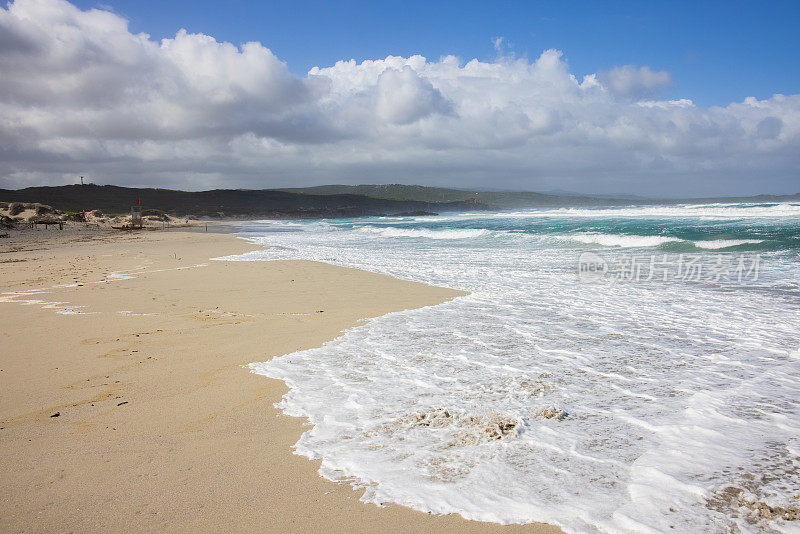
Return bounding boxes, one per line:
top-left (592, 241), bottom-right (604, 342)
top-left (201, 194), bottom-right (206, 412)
top-left (136, 198), bottom-right (140, 205)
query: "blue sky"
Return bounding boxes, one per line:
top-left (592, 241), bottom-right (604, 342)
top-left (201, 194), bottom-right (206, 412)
top-left (73, 0), bottom-right (799, 107)
top-left (2, 0), bottom-right (798, 194)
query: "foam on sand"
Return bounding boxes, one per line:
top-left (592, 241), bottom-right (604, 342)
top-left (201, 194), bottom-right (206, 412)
top-left (234, 204), bottom-right (800, 533)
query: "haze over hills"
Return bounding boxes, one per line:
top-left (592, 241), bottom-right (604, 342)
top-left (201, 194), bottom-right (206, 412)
top-left (1, 184), bottom-right (798, 218)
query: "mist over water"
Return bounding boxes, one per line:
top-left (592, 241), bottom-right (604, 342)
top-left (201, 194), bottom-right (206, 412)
top-left (222, 203), bottom-right (800, 533)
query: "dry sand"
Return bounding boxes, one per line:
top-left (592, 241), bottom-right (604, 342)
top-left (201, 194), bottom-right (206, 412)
top-left (0, 225), bottom-right (561, 533)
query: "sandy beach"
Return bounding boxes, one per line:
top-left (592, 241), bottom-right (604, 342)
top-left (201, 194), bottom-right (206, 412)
top-left (0, 226), bottom-right (561, 533)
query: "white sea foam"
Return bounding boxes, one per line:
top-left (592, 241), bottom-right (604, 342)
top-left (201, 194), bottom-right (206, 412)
top-left (557, 235), bottom-right (766, 249)
top-left (693, 239), bottom-right (764, 249)
top-left (469, 202), bottom-right (800, 220)
top-left (226, 208), bottom-right (800, 533)
top-left (560, 233), bottom-right (681, 247)
top-left (359, 226), bottom-right (490, 239)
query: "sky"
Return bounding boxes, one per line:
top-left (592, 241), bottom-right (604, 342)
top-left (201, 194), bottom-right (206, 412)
top-left (1, 0), bottom-right (798, 196)
top-left (71, 0), bottom-right (800, 107)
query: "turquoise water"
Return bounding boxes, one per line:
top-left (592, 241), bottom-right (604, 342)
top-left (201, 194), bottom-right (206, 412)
top-left (225, 202), bottom-right (800, 533)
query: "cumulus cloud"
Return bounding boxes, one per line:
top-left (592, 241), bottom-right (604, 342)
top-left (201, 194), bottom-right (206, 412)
top-left (375, 67), bottom-right (451, 124)
top-left (0, 0), bottom-right (798, 196)
top-left (604, 65), bottom-right (672, 99)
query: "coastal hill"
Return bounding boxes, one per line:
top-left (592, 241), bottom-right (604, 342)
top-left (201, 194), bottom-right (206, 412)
top-left (281, 184), bottom-right (800, 209)
top-left (0, 184), bottom-right (488, 218)
top-left (281, 184), bottom-right (600, 208)
top-left (2, 183), bottom-right (798, 219)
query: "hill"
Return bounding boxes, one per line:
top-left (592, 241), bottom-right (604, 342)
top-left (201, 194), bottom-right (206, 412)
top-left (282, 184), bottom-right (800, 209)
top-left (0, 184), bottom-right (489, 218)
top-left (280, 184), bottom-right (600, 208)
top-left (3, 184), bottom-right (798, 219)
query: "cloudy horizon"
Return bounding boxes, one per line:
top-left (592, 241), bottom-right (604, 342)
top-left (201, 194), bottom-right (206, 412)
top-left (1, 0), bottom-right (798, 196)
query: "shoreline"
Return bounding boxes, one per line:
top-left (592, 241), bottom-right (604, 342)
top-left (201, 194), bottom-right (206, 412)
top-left (0, 226), bottom-right (561, 533)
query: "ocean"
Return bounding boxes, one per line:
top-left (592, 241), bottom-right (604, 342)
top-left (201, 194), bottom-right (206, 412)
top-left (221, 202), bottom-right (800, 533)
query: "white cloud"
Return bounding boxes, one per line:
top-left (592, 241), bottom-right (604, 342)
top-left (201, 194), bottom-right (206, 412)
top-left (0, 0), bottom-right (798, 196)
top-left (492, 36), bottom-right (504, 55)
top-left (375, 67), bottom-right (451, 124)
top-left (604, 65), bottom-right (672, 99)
